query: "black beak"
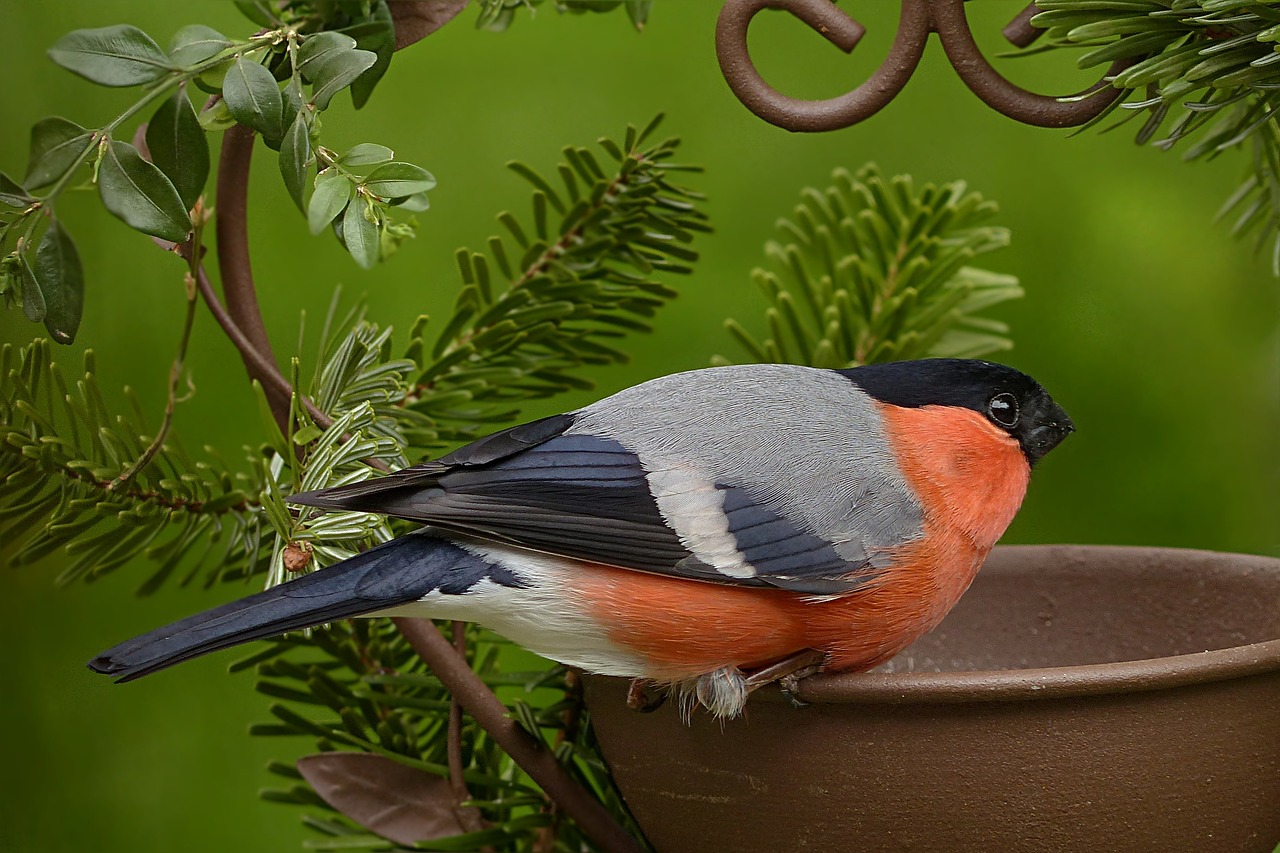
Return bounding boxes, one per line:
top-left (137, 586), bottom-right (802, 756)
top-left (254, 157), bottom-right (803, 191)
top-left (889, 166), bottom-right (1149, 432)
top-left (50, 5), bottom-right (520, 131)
top-left (1024, 400), bottom-right (1074, 465)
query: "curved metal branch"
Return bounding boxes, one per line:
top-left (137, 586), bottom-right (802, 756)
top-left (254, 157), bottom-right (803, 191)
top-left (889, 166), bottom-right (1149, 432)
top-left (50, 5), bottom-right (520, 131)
top-left (715, 0), bottom-right (1130, 132)
top-left (216, 125), bottom-right (291, 428)
top-left (716, 0), bottom-right (928, 132)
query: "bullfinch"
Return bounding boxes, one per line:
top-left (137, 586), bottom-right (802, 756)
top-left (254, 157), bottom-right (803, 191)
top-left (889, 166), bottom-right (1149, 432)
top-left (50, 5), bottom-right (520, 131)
top-left (89, 358), bottom-right (1073, 718)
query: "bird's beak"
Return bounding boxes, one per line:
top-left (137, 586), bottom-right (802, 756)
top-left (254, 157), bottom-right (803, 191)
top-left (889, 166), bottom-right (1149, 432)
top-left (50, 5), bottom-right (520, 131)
top-left (1025, 401), bottom-right (1074, 465)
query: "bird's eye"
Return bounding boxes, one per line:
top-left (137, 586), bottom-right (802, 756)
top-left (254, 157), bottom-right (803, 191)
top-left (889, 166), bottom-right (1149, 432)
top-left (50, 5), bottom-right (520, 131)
top-left (987, 392), bottom-right (1019, 428)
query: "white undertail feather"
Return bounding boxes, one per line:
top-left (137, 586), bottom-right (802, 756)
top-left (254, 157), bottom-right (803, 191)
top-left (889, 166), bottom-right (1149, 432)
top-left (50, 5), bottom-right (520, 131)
top-left (378, 540), bottom-right (649, 677)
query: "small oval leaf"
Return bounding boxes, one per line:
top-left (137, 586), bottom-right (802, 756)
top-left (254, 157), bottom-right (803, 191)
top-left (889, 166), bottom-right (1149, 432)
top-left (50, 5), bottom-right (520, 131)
top-left (308, 171), bottom-right (353, 234)
top-left (223, 57), bottom-right (284, 141)
top-left (338, 143), bottom-right (394, 168)
top-left (390, 192), bottom-right (430, 212)
top-left (362, 162), bottom-right (436, 198)
top-left (297, 33), bottom-right (377, 110)
top-left (25, 117), bottom-right (93, 190)
top-left (48, 25), bottom-right (173, 87)
top-left (0, 172), bottom-right (32, 208)
top-left (34, 220), bottom-right (85, 344)
top-left (342, 199), bottom-right (378, 269)
top-left (279, 113), bottom-right (311, 212)
top-left (98, 139), bottom-right (191, 242)
top-left (197, 99), bottom-right (237, 132)
top-left (17, 254), bottom-right (45, 322)
top-left (146, 88), bottom-right (209, 210)
top-left (168, 24), bottom-right (232, 67)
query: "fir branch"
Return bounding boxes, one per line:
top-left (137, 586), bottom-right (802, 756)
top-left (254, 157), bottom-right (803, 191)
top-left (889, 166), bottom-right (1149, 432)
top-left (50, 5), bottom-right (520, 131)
top-left (401, 115), bottom-right (709, 450)
top-left (0, 339), bottom-right (267, 591)
top-left (721, 165), bottom-right (1021, 368)
top-left (1031, 0), bottom-right (1280, 272)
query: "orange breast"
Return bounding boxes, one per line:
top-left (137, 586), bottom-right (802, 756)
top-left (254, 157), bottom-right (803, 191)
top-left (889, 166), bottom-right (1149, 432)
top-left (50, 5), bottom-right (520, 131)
top-left (578, 403), bottom-right (1031, 682)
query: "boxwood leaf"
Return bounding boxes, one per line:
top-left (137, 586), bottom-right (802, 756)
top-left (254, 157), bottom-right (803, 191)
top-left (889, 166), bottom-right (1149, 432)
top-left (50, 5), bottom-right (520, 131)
top-left (98, 139), bottom-right (191, 242)
top-left (362, 162), bottom-right (436, 198)
top-left (223, 57), bottom-right (284, 141)
top-left (315, 53), bottom-right (378, 110)
top-left (33, 220), bottom-right (84, 344)
top-left (0, 172), bottom-right (32, 208)
top-left (18, 254), bottom-right (45, 322)
top-left (391, 192), bottom-right (430, 212)
top-left (298, 33), bottom-right (377, 110)
top-left (338, 143), bottom-right (394, 167)
top-left (279, 113), bottom-right (311, 212)
top-left (345, 2), bottom-right (394, 108)
top-left (168, 24), bottom-right (232, 67)
top-left (146, 88), bottom-right (209, 209)
top-left (25, 117), bottom-right (93, 190)
top-left (308, 171), bottom-right (352, 234)
top-left (235, 0), bottom-right (279, 28)
top-left (342, 199), bottom-right (378, 269)
top-left (48, 25), bottom-right (174, 87)
top-left (197, 98), bottom-right (237, 132)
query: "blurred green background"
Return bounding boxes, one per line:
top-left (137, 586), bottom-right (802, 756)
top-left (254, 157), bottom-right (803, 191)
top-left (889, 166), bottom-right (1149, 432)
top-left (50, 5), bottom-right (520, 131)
top-left (1, 3), bottom-right (1277, 851)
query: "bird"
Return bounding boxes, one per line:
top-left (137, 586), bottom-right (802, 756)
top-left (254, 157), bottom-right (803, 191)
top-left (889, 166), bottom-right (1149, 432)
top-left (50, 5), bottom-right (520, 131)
top-left (89, 358), bottom-right (1073, 719)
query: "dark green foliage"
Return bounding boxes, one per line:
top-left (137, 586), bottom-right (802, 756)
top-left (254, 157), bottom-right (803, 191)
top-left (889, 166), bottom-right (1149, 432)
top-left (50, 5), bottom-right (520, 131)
top-left (0, 4), bottom-right (435, 344)
top-left (1032, 1), bottom-right (1280, 272)
top-left (249, 623), bottom-right (645, 851)
top-left (0, 341), bottom-right (267, 592)
top-left (401, 115), bottom-right (709, 450)
top-left (722, 165), bottom-right (1021, 368)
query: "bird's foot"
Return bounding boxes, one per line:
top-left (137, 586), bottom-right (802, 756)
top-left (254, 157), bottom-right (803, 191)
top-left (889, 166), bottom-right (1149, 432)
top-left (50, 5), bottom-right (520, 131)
top-left (743, 648), bottom-right (826, 708)
top-left (625, 677), bottom-right (668, 713)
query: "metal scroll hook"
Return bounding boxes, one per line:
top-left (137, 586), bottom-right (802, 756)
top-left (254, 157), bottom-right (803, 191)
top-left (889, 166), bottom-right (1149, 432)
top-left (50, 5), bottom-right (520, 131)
top-left (715, 0), bottom-right (931, 133)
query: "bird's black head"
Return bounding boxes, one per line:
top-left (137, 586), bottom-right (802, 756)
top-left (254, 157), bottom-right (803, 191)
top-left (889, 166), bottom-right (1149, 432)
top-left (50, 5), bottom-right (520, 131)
top-left (839, 358), bottom-right (1075, 465)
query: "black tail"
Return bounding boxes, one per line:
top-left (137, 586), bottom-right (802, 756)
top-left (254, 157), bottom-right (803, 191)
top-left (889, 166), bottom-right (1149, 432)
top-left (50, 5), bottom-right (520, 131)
top-left (88, 534), bottom-right (501, 682)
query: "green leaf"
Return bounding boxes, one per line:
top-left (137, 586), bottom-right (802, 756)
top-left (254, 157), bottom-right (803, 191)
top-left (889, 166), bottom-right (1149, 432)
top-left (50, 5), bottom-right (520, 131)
top-left (0, 173), bottom-right (31, 208)
top-left (362, 162), bottom-right (436, 198)
top-left (338, 143), bottom-right (394, 168)
top-left (346, 2), bottom-right (394, 109)
top-left (48, 25), bottom-right (173, 87)
top-left (33, 221), bottom-right (84, 344)
top-left (390, 192), bottom-right (430, 212)
top-left (235, 0), bottom-right (279, 28)
top-left (223, 57), bottom-right (284, 141)
top-left (298, 33), bottom-right (378, 110)
top-left (24, 117), bottom-right (93, 190)
top-left (146, 88), bottom-right (209, 210)
top-left (17, 254), bottom-right (44, 322)
top-left (626, 0), bottom-right (653, 30)
top-left (97, 139), bottom-right (191, 242)
top-left (308, 171), bottom-right (353, 234)
top-left (342, 200), bottom-right (378, 269)
top-left (168, 24), bottom-right (232, 67)
top-left (280, 113), bottom-right (311, 212)
top-left (197, 98), bottom-right (237, 132)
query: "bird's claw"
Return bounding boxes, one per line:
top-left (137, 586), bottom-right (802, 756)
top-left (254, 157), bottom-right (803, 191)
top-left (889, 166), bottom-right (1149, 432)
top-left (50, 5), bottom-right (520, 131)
top-left (625, 677), bottom-right (668, 713)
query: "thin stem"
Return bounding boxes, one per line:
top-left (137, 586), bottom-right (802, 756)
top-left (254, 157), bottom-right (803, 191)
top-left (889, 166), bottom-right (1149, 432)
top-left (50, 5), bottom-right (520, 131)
top-left (108, 210), bottom-right (206, 489)
top-left (393, 618), bottom-right (643, 853)
top-left (447, 621), bottom-right (486, 835)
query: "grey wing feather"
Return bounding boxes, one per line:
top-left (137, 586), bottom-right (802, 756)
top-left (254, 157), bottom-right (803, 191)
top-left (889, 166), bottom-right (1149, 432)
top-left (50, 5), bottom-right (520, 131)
top-left (289, 366), bottom-right (920, 595)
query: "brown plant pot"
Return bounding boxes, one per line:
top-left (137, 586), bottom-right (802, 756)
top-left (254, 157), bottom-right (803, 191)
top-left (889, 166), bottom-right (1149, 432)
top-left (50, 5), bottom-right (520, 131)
top-left (583, 545), bottom-right (1280, 853)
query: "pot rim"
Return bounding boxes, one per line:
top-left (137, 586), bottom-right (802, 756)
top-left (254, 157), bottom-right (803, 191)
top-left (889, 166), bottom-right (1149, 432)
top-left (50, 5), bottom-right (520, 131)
top-left (784, 543), bottom-right (1280, 706)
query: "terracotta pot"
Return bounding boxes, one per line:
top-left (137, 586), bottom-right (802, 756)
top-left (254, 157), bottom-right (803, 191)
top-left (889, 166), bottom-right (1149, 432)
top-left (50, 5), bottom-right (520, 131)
top-left (584, 545), bottom-right (1280, 853)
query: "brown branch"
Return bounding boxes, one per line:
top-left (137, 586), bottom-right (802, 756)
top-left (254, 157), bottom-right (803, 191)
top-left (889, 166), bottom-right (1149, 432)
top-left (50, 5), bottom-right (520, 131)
top-left (216, 125), bottom-right (291, 429)
top-left (446, 621), bottom-right (486, 836)
top-left (394, 618), bottom-right (643, 853)
top-left (208, 124), bottom-right (634, 850)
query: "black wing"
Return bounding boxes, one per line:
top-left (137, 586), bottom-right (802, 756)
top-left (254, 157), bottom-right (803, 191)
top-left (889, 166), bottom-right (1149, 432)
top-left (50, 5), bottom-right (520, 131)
top-left (288, 414), bottom-right (877, 594)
